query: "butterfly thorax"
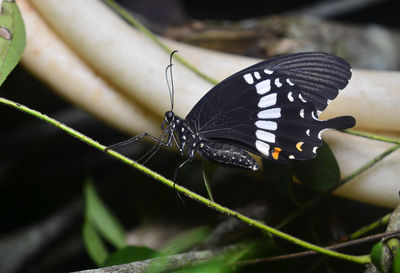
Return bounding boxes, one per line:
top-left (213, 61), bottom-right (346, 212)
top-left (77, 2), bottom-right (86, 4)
top-left (164, 111), bottom-right (203, 159)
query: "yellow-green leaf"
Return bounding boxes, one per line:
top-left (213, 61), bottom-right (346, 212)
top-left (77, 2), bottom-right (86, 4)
top-left (370, 242), bottom-right (387, 273)
top-left (202, 161), bottom-right (218, 201)
top-left (0, 1), bottom-right (26, 86)
top-left (84, 179), bottom-right (126, 249)
top-left (393, 247), bottom-right (400, 273)
top-left (102, 246), bottom-right (159, 267)
top-left (82, 220), bottom-right (109, 266)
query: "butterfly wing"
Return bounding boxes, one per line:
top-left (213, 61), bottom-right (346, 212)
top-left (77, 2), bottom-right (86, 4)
top-left (185, 52), bottom-right (355, 163)
top-left (214, 52), bottom-right (351, 111)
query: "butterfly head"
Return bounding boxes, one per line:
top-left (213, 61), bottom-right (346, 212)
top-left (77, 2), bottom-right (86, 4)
top-left (164, 110), bottom-right (175, 124)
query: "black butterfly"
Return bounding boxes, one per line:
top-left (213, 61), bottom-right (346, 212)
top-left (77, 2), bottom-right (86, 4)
top-left (109, 52), bottom-right (355, 172)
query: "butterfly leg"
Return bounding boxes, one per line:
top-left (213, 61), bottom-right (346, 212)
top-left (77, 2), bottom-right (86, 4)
top-left (173, 157), bottom-right (191, 184)
top-left (172, 157), bottom-right (191, 208)
top-left (137, 142), bottom-right (162, 164)
top-left (105, 131), bottom-right (172, 152)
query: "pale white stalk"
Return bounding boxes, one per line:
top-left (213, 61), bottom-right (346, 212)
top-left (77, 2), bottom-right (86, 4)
top-left (326, 130), bottom-right (400, 208)
top-left (29, 0), bottom-right (213, 118)
top-left (24, 0), bottom-right (400, 207)
top-left (19, 0), bottom-right (160, 136)
top-left (30, 0), bottom-right (400, 132)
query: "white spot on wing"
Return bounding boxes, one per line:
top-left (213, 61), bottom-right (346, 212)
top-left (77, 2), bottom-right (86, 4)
top-left (254, 71), bottom-right (261, 79)
top-left (255, 79), bottom-right (271, 95)
top-left (256, 130), bottom-right (276, 143)
top-left (300, 108), bottom-right (304, 118)
top-left (258, 93), bottom-right (277, 108)
top-left (274, 78), bottom-right (282, 87)
top-left (286, 78), bottom-right (294, 86)
top-left (255, 140), bottom-right (270, 156)
top-left (287, 92), bottom-right (294, 102)
top-left (264, 69), bottom-right (273, 74)
top-left (244, 73), bottom-right (254, 84)
top-left (255, 120), bottom-right (277, 131)
top-left (258, 108), bottom-right (281, 119)
top-left (312, 147), bottom-right (318, 154)
top-left (289, 155), bottom-right (295, 159)
top-left (306, 129), bottom-right (310, 136)
top-left (318, 129), bottom-right (328, 139)
top-left (299, 93), bottom-right (307, 103)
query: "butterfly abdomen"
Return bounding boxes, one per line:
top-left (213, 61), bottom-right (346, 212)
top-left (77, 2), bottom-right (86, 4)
top-left (199, 142), bottom-right (259, 171)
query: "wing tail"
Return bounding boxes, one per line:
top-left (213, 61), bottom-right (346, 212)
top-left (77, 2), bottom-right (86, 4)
top-left (323, 115), bottom-right (356, 130)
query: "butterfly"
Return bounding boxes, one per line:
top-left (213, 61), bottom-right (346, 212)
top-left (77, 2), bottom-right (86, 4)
top-left (109, 52), bottom-right (355, 172)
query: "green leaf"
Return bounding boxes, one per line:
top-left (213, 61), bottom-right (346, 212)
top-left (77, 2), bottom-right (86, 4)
top-left (202, 161), bottom-right (218, 201)
top-left (370, 242), bottom-right (386, 273)
top-left (82, 221), bottom-right (109, 266)
top-left (173, 243), bottom-right (255, 273)
top-left (84, 179), bottom-right (126, 249)
top-left (393, 246), bottom-right (400, 273)
top-left (0, 1), bottom-right (26, 86)
top-left (293, 143), bottom-right (340, 191)
top-left (262, 158), bottom-right (294, 198)
top-left (161, 226), bottom-right (211, 255)
top-left (146, 226), bottom-right (211, 273)
top-left (102, 246), bottom-right (159, 267)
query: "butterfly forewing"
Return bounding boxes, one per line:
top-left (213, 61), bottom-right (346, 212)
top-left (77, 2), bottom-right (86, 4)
top-left (185, 52), bottom-right (355, 165)
top-left (213, 52), bottom-right (352, 111)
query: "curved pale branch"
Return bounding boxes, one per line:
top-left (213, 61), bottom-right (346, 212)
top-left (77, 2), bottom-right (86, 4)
top-left (18, 0), bottom-right (400, 208)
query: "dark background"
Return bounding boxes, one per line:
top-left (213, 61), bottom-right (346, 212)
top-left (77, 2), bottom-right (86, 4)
top-left (0, 0), bottom-right (398, 272)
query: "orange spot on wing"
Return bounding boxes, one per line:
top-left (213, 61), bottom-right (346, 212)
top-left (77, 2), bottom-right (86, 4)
top-left (272, 147), bottom-right (282, 160)
top-left (296, 142), bottom-right (304, 151)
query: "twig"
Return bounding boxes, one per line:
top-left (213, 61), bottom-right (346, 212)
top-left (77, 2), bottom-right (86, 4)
top-left (233, 230), bottom-right (400, 265)
top-left (294, 0), bottom-right (387, 18)
top-left (344, 129), bottom-right (400, 144)
top-left (345, 213), bottom-right (392, 241)
top-left (71, 244), bottom-right (241, 273)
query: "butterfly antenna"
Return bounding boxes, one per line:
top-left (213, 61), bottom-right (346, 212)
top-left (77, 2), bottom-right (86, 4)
top-left (165, 64), bottom-right (173, 111)
top-left (166, 50), bottom-right (178, 111)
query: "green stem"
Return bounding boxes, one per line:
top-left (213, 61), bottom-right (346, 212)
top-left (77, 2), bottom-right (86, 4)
top-left (277, 143), bottom-right (400, 230)
top-left (103, 0), bottom-right (218, 85)
top-left (348, 213), bottom-right (392, 241)
top-left (344, 129), bottom-right (400, 144)
top-left (0, 96), bottom-right (369, 264)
